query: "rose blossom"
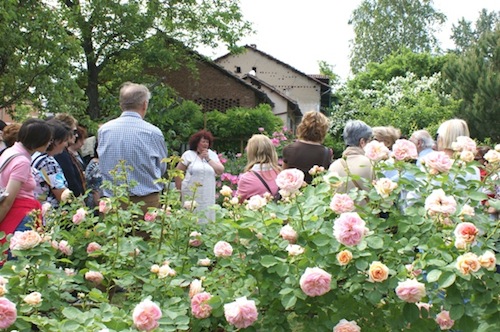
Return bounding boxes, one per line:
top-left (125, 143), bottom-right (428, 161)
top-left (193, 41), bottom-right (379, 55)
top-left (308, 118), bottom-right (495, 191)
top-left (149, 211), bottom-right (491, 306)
top-left (72, 207), bottom-right (87, 224)
top-left (23, 291), bottom-right (42, 305)
top-left (189, 279), bottom-right (204, 298)
top-left (416, 302), bottom-right (432, 317)
top-left (191, 292), bottom-right (212, 319)
top-left (144, 211), bottom-right (157, 222)
top-left (279, 224), bottom-right (298, 243)
top-left (198, 258), bottom-right (211, 266)
top-left (275, 168), bottom-right (305, 193)
top-left (214, 241), bottom-right (233, 257)
top-left (308, 165), bottom-right (325, 176)
top-left (189, 231), bottom-right (203, 247)
top-left (299, 267), bottom-right (332, 297)
top-left (459, 204), bottom-right (474, 216)
top-left (453, 222), bottom-right (478, 244)
top-left (456, 252), bottom-right (481, 275)
top-left (99, 198), bottom-right (112, 214)
top-left (425, 189), bottom-right (457, 216)
top-left (64, 268), bottom-right (76, 277)
top-left (333, 212), bottom-right (369, 247)
top-left (132, 299), bottom-right (162, 332)
top-left (224, 296), bottom-right (258, 329)
top-left (286, 244), bottom-right (305, 256)
top-left (392, 139), bottom-right (418, 161)
top-left (451, 136), bottom-right (476, 153)
top-left (246, 195), bottom-right (267, 210)
top-left (9, 230), bottom-right (42, 251)
top-left (333, 319), bottom-right (361, 332)
top-left (158, 264), bottom-right (176, 278)
top-left (58, 240), bottom-right (73, 256)
top-left (460, 150), bottom-right (475, 163)
top-left (41, 202), bottom-right (52, 217)
top-left (336, 250), bottom-right (353, 266)
top-left (373, 178), bottom-right (398, 198)
top-left (435, 310), bottom-right (454, 330)
top-left (395, 279), bottom-right (426, 303)
top-left (220, 185), bottom-right (233, 197)
top-left (60, 188), bottom-right (73, 203)
top-left (0, 285), bottom-right (6, 297)
top-left (150, 264), bottom-right (160, 273)
top-left (85, 271), bottom-right (104, 284)
top-left (0, 297), bottom-right (17, 329)
top-left (484, 149), bottom-right (500, 163)
top-left (183, 200), bottom-right (197, 210)
top-left (86, 242), bottom-right (102, 254)
top-left (364, 140), bottom-right (390, 161)
top-left (368, 261), bottom-right (389, 282)
top-left (422, 151), bottom-right (453, 174)
top-left (478, 250), bottom-right (497, 270)
top-left (330, 194), bottom-right (355, 214)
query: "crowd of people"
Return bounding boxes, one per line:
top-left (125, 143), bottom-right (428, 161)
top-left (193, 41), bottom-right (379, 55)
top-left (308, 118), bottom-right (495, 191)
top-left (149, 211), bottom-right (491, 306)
top-left (0, 81), bottom-right (498, 255)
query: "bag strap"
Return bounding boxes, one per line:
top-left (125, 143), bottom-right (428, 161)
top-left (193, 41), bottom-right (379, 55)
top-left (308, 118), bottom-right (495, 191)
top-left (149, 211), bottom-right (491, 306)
top-left (339, 158), bottom-right (364, 191)
top-left (0, 153), bottom-right (22, 173)
top-left (251, 170), bottom-right (274, 195)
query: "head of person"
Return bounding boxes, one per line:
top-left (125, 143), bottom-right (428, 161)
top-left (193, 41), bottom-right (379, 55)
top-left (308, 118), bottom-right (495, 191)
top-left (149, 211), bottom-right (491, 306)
top-left (54, 113), bottom-right (78, 145)
top-left (343, 120), bottom-right (373, 148)
top-left (46, 119), bottom-right (71, 156)
top-left (119, 82), bottom-right (151, 117)
top-left (188, 130), bottom-right (214, 152)
top-left (409, 130), bottom-right (434, 154)
top-left (372, 126), bottom-right (401, 148)
top-left (296, 111), bottom-right (330, 143)
top-left (17, 118), bottom-right (52, 153)
top-left (2, 123), bottom-right (21, 148)
top-left (436, 119), bottom-right (470, 151)
top-left (70, 125), bottom-right (88, 151)
top-left (244, 134), bottom-right (279, 172)
top-left (475, 145), bottom-right (491, 166)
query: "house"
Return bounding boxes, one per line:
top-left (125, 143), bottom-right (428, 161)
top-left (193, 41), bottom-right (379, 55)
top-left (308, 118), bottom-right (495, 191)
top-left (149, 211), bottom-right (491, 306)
top-left (215, 44), bottom-right (331, 128)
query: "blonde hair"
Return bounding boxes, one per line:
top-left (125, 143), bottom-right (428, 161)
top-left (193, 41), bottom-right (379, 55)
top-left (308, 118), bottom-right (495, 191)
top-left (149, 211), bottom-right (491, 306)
top-left (54, 113), bottom-right (77, 128)
top-left (372, 126), bottom-right (401, 148)
top-left (244, 134), bottom-right (280, 173)
top-left (437, 119), bottom-right (470, 151)
top-left (296, 111), bottom-right (330, 143)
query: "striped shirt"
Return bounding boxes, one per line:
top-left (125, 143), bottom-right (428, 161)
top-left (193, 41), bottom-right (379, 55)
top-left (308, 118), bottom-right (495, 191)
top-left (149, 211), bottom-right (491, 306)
top-left (97, 111), bottom-right (168, 197)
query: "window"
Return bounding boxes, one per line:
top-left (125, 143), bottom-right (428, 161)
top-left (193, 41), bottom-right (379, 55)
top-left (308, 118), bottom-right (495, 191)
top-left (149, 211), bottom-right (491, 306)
top-left (235, 66), bottom-right (241, 73)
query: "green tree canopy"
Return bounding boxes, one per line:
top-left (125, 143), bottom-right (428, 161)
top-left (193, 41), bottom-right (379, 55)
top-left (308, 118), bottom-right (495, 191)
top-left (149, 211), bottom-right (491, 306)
top-left (349, 0), bottom-right (445, 74)
top-left (450, 9), bottom-right (500, 53)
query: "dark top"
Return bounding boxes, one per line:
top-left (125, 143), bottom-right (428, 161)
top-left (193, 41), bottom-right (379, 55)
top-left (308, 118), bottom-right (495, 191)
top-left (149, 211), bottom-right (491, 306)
top-left (282, 140), bottom-right (332, 184)
top-left (54, 149), bottom-right (86, 196)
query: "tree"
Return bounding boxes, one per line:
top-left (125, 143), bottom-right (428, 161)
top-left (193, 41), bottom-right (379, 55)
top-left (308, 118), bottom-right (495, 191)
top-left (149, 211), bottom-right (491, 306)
top-left (443, 27), bottom-right (500, 142)
top-left (450, 9), bottom-right (500, 53)
top-left (1, 0), bottom-right (252, 120)
top-left (348, 0), bottom-right (445, 73)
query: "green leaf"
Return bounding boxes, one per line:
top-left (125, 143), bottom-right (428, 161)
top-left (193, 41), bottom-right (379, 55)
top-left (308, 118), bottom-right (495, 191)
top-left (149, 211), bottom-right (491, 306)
top-left (260, 255), bottom-right (278, 268)
top-left (355, 259), bottom-right (368, 271)
top-left (61, 320), bottom-right (81, 331)
top-left (467, 191), bottom-right (488, 201)
top-left (438, 272), bottom-right (456, 288)
top-left (281, 293), bottom-right (297, 309)
top-left (62, 307), bottom-right (82, 320)
top-left (426, 269), bottom-right (442, 283)
top-left (312, 234), bottom-right (332, 247)
top-left (450, 304), bottom-right (465, 320)
top-left (403, 302), bottom-right (419, 323)
top-left (366, 236), bottom-right (384, 249)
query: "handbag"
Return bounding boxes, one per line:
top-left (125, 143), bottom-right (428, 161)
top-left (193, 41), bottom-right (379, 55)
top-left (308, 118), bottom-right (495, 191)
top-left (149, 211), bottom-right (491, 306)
top-left (251, 170), bottom-right (281, 202)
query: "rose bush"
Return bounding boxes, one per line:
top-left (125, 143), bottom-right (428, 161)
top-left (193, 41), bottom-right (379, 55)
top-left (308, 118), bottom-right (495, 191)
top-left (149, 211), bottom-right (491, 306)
top-left (0, 142), bottom-right (497, 331)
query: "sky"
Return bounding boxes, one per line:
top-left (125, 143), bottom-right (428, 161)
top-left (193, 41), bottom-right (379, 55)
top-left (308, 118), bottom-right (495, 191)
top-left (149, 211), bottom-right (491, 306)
top-left (199, 0), bottom-right (499, 81)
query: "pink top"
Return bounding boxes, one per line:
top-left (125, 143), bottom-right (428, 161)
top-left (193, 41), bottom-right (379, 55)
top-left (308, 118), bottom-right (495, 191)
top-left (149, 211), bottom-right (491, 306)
top-left (0, 142), bottom-right (36, 199)
top-left (236, 166), bottom-right (279, 202)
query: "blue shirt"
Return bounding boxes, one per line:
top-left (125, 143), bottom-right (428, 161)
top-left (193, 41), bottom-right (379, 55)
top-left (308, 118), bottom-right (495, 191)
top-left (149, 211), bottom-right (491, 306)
top-left (97, 111), bottom-right (168, 197)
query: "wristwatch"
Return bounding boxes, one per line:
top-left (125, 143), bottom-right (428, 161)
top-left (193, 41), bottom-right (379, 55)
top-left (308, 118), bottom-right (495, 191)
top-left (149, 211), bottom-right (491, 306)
top-left (205, 158), bottom-right (211, 162)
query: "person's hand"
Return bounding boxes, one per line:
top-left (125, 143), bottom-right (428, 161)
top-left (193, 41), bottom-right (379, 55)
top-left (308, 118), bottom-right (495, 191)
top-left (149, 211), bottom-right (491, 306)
top-left (199, 149), bottom-right (209, 161)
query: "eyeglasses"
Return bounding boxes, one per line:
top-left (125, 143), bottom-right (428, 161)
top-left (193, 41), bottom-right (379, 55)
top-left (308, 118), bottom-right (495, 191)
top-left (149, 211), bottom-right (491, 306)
top-left (73, 129), bottom-right (79, 137)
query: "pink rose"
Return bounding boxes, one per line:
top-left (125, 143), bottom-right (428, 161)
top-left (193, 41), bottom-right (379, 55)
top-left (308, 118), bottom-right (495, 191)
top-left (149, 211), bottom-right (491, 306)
top-left (435, 310), bottom-right (454, 330)
top-left (144, 211), bottom-right (158, 222)
top-left (336, 250), bottom-right (353, 266)
top-left (189, 231), bottom-right (203, 247)
top-left (258, 127), bottom-right (265, 132)
top-left (214, 241), bottom-right (233, 257)
top-left (132, 299), bottom-right (162, 332)
top-left (189, 279), bottom-right (203, 298)
top-left (58, 240), bottom-right (73, 256)
top-left (456, 252), bottom-right (481, 275)
top-left (9, 230), bottom-right (42, 251)
top-left (453, 222), bottom-right (478, 244)
top-left (224, 296), bottom-right (258, 329)
top-left (368, 261), bottom-right (389, 282)
top-left (333, 319), bottom-right (361, 332)
top-left (23, 291), bottom-right (42, 305)
top-left (191, 292), bottom-right (212, 319)
top-left (395, 279), bottom-right (426, 303)
top-left (99, 198), bottom-right (112, 214)
top-left (246, 195), bottom-right (267, 210)
top-left (85, 271), bottom-right (104, 284)
top-left (373, 178), bottom-right (398, 198)
top-left (451, 136), bottom-right (476, 153)
top-left (422, 151), bottom-right (453, 174)
top-left (333, 212), bottom-right (368, 247)
top-left (72, 207), bottom-right (87, 224)
top-left (279, 224), bottom-right (298, 243)
top-left (392, 139), bottom-right (418, 161)
top-left (0, 297), bottom-right (17, 329)
top-left (425, 189), bottom-right (457, 216)
top-left (484, 149), bottom-right (500, 163)
top-left (330, 194), bottom-right (355, 214)
top-left (299, 267), bottom-right (332, 297)
top-left (364, 140), bottom-right (390, 161)
top-left (479, 250), bottom-right (497, 270)
top-left (198, 258), bottom-right (211, 266)
top-left (86, 242), bottom-right (102, 254)
top-left (276, 169), bottom-right (305, 193)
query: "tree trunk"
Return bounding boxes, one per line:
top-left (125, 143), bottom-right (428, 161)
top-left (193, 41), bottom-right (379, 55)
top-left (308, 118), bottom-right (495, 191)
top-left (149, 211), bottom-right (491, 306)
top-left (86, 61), bottom-right (100, 120)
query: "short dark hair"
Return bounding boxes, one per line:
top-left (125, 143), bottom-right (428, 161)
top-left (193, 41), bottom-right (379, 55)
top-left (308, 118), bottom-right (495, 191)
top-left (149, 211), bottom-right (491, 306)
top-left (18, 118), bottom-right (52, 150)
top-left (188, 130), bottom-right (214, 151)
top-left (46, 119), bottom-right (71, 152)
top-left (0, 120), bottom-right (7, 131)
